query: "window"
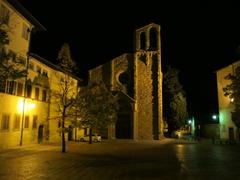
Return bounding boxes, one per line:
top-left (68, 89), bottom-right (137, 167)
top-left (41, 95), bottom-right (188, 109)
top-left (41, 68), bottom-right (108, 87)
top-left (29, 62), bottom-right (34, 71)
top-left (0, 4), bottom-right (10, 25)
top-left (140, 32), bottom-right (146, 50)
top-left (1, 114), bottom-right (10, 130)
top-left (26, 84), bottom-right (32, 98)
top-left (14, 114), bottom-right (20, 129)
top-left (32, 115), bottom-right (37, 129)
top-left (84, 128), bottom-right (88, 135)
top-left (17, 83), bottom-right (23, 96)
top-left (8, 50), bottom-right (17, 61)
top-left (18, 56), bottom-right (26, 65)
top-left (35, 87), bottom-right (39, 100)
top-left (24, 115), bottom-right (29, 128)
top-left (6, 80), bottom-right (17, 95)
top-left (36, 66), bottom-right (41, 74)
top-left (22, 23), bottom-right (29, 40)
top-left (0, 79), bottom-right (5, 92)
top-left (42, 89), bottom-right (47, 101)
top-left (42, 70), bottom-right (48, 77)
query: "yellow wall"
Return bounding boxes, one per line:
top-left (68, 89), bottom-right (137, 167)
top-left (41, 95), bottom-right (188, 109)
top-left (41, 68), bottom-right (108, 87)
top-left (1, 0), bottom-right (31, 59)
top-left (216, 62), bottom-right (240, 139)
top-left (0, 93), bottom-right (48, 148)
top-left (48, 69), bottom-right (78, 142)
top-left (0, 0), bottom-right (82, 148)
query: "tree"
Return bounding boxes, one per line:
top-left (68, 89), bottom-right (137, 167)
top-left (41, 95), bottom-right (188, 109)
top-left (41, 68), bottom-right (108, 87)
top-left (223, 66), bottom-right (240, 130)
top-left (57, 43), bottom-right (76, 73)
top-left (0, 22), bottom-right (26, 91)
top-left (0, 24), bottom-right (9, 46)
top-left (76, 82), bottom-right (118, 144)
top-left (53, 43), bottom-right (77, 153)
top-left (163, 66), bottom-right (188, 136)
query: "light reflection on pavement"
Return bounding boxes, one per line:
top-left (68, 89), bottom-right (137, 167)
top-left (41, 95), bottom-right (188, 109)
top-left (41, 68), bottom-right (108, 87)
top-left (0, 140), bottom-right (240, 180)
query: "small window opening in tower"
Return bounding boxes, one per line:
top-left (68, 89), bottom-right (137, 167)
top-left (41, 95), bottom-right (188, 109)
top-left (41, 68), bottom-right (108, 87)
top-left (140, 32), bottom-right (146, 50)
top-left (150, 28), bottom-right (157, 50)
top-left (118, 72), bottom-right (129, 85)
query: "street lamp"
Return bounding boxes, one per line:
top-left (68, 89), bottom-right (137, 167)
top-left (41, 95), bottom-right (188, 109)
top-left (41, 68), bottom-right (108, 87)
top-left (19, 99), bottom-right (35, 146)
top-left (19, 25), bottom-right (33, 146)
top-left (212, 114), bottom-right (219, 123)
top-left (212, 114), bottom-right (217, 120)
top-left (18, 99), bottom-right (35, 113)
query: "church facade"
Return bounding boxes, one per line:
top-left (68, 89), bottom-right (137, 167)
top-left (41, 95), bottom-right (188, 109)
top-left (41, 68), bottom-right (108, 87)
top-left (89, 23), bottom-right (164, 140)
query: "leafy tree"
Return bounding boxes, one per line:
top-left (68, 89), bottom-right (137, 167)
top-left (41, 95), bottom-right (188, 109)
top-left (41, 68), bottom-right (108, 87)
top-left (0, 23), bottom-right (26, 91)
top-left (57, 43), bottom-right (76, 72)
top-left (223, 66), bottom-right (240, 130)
top-left (53, 43), bottom-right (77, 153)
top-left (76, 82), bottom-right (118, 144)
top-left (0, 24), bottom-right (9, 46)
top-left (163, 66), bottom-right (188, 136)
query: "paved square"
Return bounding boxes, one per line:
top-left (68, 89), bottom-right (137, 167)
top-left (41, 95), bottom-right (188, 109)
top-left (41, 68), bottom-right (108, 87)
top-left (1, 139), bottom-right (240, 180)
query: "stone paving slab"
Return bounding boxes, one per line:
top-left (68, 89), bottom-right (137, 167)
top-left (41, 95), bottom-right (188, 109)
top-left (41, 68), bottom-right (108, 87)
top-left (1, 138), bottom-right (240, 179)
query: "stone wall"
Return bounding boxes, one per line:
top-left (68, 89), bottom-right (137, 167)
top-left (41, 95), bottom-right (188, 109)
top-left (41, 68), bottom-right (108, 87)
top-left (202, 124), bottom-right (220, 139)
top-left (136, 52), bottom-right (154, 140)
top-left (111, 54), bottom-right (134, 97)
top-left (87, 23), bottom-right (163, 140)
top-left (134, 23), bottom-right (163, 140)
top-left (216, 61), bottom-right (240, 140)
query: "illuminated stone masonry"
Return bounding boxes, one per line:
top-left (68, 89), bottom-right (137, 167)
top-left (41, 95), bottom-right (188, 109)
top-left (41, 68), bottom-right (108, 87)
top-left (89, 23), bottom-right (164, 140)
top-left (216, 61), bottom-right (240, 140)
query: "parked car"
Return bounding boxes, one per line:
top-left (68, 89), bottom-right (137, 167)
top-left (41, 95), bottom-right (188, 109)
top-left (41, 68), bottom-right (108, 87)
top-left (79, 134), bottom-right (101, 142)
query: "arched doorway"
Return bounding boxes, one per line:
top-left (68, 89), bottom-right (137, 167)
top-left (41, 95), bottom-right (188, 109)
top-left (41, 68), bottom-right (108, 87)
top-left (38, 125), bottom-right (44, 144)
top-left (115, 98), bottom-right (133, 139)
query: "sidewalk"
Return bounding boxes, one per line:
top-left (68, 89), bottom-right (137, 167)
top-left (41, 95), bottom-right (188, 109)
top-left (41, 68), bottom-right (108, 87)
top-left (0, 142), bottom-right (61, 153)
top-left (0, 138), bottom-right (175, 152)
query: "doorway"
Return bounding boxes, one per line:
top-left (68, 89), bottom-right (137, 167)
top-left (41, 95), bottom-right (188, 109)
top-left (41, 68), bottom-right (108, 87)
top-left (38, 125), bottom-right (44, 143)
top-left (229, 127), bottom-right (234, 141)
top-left (115, 97), bottom-right (133, 139)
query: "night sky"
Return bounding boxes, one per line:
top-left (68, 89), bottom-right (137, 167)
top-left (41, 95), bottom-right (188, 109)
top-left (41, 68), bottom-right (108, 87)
top-left (18, 0), bottom-right (240, 122)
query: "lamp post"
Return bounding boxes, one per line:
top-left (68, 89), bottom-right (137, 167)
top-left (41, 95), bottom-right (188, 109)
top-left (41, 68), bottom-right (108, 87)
top-left (188, 119), bottom-right (192, 133)
top-left (212, 114), bottom-right (219, 123)
top-left (19, 54), bottom-right (29, 146)
top-left (212, 115), bottom-right (217, 120)
top-left (19, 26), bottom-right (33, 146)
top-left (19, 100), bottom-right (26, 146)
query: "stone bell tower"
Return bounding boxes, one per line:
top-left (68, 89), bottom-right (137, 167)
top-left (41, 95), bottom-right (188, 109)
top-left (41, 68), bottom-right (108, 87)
top-left (133, 23), bottom-right (163, 140)
top-left (88, 23), bottom-right (163, 140)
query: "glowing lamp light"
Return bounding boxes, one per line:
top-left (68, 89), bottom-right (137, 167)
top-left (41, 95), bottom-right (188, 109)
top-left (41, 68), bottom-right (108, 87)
top-left (212, 115), bottom-right (217, 120)
top-left (18, 100), bottom-right (35, 113)
top-left (230, 98), bottom-right (234, 103)
top-left (29, 102), bottom-right (35, 109)
top-left (18, 100), bottom-right (24, 113)
top-left (188, 120), bottom-right (192, 124)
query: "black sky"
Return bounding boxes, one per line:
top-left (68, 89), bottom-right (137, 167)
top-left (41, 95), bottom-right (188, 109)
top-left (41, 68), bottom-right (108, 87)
top-left (18, 0), bottom-right (240, 122)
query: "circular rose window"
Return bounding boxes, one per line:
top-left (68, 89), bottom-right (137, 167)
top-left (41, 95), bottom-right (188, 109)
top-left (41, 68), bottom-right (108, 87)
top-left (118, 72), bottom-right (129, 84)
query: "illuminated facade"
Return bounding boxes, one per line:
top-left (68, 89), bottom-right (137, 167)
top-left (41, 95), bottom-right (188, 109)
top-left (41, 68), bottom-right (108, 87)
top-left (216, 61), bottom-right (240, 140)
top-left (0, 0), bottom-right (80, 148)
top-left (89, 23), bottom-right (164, 140)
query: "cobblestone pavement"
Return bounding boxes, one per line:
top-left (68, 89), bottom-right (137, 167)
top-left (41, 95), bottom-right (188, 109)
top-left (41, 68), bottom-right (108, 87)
top-left (1, 139), bottom-right (240, 180)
